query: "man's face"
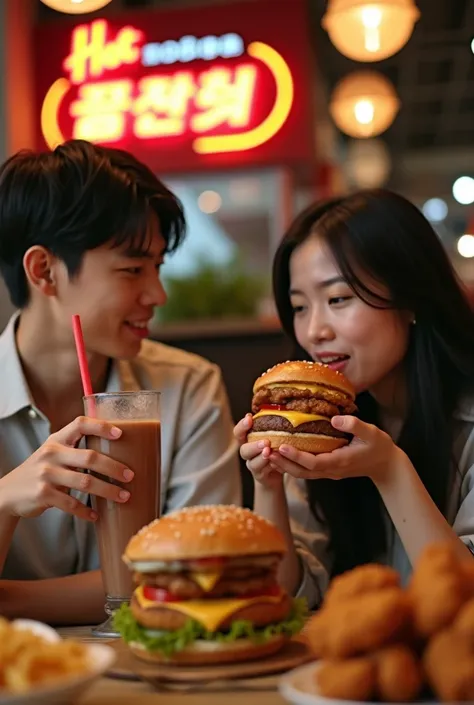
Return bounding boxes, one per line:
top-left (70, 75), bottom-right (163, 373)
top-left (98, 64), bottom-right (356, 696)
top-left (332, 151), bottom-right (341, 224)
top-left (53, 215), bottom-right (167, 359)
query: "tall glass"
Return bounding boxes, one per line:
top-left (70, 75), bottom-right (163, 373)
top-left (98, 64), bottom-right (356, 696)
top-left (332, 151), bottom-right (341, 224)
top-left (83, 391), bottom-right (161, 637)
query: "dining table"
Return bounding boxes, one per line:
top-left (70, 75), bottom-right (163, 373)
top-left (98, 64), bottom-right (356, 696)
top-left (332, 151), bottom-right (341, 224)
top-left (58, 626), bottom-right (293, 705)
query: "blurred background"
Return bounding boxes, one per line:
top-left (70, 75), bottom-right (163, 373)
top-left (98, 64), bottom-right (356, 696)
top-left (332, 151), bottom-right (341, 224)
top-left (1, 1), bottom-right (474, 476)
top-left (2, 0), bottom-right (474, 329)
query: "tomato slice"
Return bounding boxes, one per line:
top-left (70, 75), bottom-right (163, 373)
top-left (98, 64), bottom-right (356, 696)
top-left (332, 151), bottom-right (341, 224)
top-left (143, 586), bottom-right (184, 603)
top-left (259, 404), bottom-right (286, 411)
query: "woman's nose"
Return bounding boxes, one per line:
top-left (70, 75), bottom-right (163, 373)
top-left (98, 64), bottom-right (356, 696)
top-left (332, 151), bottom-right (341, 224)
top-left (307, 313), bottom-right (335, 342)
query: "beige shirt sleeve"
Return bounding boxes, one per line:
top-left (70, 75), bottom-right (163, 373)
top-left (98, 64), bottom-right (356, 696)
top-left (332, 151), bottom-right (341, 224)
top-left (451, 422), bottom-right (474, 552)
top-left (162, 362), bottom-right (242, 513)
top-left (284, 474), bottom-right (331, 608)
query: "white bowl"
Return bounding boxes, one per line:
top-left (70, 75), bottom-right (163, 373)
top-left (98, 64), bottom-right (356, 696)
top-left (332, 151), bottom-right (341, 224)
top-left (0, 641), bottom-right (115, 705)
top-left (10, 620), bottom-right (61, 643)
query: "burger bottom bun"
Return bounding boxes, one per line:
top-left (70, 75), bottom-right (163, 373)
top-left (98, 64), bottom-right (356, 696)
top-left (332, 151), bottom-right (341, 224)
top-left (129, 633), bottom-right (288, 666)
top-left (247, 431), bottom-right (348, 454)
top-left (131, 592), bottom-right (291, 631)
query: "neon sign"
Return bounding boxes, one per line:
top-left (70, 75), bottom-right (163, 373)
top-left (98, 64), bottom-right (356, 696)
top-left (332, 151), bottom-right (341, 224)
top-left (41, 20), bottom-right (294, 155)
top-left (64, 20), bottom-right (143, 84)
top-left (141, 33), bottom-right (244, 67)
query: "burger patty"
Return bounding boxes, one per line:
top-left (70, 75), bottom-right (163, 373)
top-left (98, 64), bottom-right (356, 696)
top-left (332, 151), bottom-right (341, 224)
top-left (252, 415), bottom-right (350, 438)
top-left (134, 554), bottom-right (281, 599)
top-left (287, 399), bottom-right (339, 416)
top-left (253, 394), bottom-right (338, 417)
top-left (130, 591), bottom-right (291, 632)
top-left (252, 386), bottom-right (356, 414)
top-left (137, 572), bottom-right (277, 599)
top-left (185, 554), bottom-right (280, 571)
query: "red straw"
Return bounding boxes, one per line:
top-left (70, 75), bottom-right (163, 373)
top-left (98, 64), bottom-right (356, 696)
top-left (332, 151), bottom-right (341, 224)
top-left (72, 314), bottom-right (93, 397)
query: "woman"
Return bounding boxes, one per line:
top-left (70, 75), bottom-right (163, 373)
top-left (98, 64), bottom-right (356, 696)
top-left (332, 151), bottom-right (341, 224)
top-left (235, 189), bottom-right (474, 608)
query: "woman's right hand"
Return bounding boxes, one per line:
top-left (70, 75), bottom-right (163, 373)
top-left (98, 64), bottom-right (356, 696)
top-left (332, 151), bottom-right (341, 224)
top-left (234, 414), bottom-right (283, 489)
top-left (0, 416), bottom-right (134, 522)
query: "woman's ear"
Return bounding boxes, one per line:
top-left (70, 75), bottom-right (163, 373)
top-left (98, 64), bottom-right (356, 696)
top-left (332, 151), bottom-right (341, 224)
top-left (401, 310), bottom-right (416, 326)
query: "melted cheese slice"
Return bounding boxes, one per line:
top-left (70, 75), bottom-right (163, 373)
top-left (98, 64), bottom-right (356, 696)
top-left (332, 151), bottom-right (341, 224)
top-left (253, 409), bottom-right (327, 427)
top-left (134, 585), bottom-right (284, 632)
top-left (191, 571), bottom-right (222, 592)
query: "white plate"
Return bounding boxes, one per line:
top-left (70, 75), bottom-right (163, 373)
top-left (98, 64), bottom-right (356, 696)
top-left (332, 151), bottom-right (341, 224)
top-left (0, 642), bottom-right (115, 705)
top-left (279, 662), bottom-right (438, 705)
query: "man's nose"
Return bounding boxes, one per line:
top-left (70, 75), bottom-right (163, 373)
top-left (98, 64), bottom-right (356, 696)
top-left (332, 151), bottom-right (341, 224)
top-left (141, 276), bottom-right (167, 308)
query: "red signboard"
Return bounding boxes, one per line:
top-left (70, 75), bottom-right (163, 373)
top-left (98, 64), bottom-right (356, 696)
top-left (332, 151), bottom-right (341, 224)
top-left (34, 0), bottom-right (314, 172)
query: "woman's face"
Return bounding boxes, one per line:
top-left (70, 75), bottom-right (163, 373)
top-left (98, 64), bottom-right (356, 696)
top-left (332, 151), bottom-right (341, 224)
top-left (289, 235), bottom-right (412, 397)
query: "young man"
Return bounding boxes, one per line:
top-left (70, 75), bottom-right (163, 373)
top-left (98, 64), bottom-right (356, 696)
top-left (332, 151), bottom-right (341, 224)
top-left (0, 140), bottom-right (241, 624)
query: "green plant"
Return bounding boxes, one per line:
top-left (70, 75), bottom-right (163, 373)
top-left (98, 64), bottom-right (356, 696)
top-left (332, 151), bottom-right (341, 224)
top-left (156, 257), bottom-right (267, 323)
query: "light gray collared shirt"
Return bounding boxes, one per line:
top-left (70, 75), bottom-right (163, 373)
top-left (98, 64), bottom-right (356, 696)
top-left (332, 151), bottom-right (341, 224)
top-left (0, 314), bottom-right (241, 580)
top-left (286, 396), bottom-right (474, 608)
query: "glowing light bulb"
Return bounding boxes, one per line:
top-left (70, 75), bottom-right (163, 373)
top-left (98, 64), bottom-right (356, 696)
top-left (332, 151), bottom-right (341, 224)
top-left (354, 99), bottom-right (375, 124)
top-left (457, 234), bottom-right (474, 258)
top-left (361, 6), bottom-right (382, 52)
top-left (453, 176), bottom-right (474, 205)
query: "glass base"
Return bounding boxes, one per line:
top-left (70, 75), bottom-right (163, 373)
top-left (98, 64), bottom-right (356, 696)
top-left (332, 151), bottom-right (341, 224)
top-left (92, 596), bottom-right (129, 638)
top-left (91, 614), bottom-right (122, 638)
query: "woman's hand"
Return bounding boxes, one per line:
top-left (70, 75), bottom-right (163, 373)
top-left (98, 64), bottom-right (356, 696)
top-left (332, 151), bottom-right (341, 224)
top-left (0, 416), bottom-right (134, 522)
top-left (267, 415), bottom-right (404, 483)
top-left (233, 414), bottom-right (283, 489)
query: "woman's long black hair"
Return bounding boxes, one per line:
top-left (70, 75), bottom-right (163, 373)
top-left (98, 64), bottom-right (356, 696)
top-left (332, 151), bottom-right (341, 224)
top-left (273, 189), bottom-right (474, 576)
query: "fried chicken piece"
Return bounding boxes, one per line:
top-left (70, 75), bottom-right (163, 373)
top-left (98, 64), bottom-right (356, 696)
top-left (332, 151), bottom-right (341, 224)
top-left (306, 609), bottom-right (332, 659)
top-left (460, 558), bottom-right (474, 596)
top-left (453, 598), bottom-right (474, 641)
top-left (327, 589), bottom-right (413, 658)
top-left (324, 565), bottom-right (400, 609)
top-left (408, 544), bottom-right (472, 638)
top-left (316, 647), bottom-right (423, 703)
top-left (424, 629), bottom-right (474, 702)
top-left (374, 645), bottom-right (424, 702)
top-left (317, 658), bottom-right (376, 701)
top-left (307, 589), bottom-right (413, 659)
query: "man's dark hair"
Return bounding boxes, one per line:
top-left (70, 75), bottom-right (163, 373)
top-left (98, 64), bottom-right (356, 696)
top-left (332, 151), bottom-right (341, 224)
top-left (0, 139), bottom-right (186, 308)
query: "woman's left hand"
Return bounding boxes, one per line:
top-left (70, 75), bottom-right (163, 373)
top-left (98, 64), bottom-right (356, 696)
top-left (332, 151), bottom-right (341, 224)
top-left (268, 416), bottom-right (404, 483)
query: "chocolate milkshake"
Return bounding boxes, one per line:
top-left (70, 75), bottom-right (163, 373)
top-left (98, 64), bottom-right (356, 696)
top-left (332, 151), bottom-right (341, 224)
top-left (87, 419), bottom-right (161, 597)
top-left (83, 391), bottom-right (161, 637)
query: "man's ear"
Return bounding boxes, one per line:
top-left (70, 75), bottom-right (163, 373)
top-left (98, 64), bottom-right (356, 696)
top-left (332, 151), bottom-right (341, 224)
top-left (23, 246), bottom-right (58, 297)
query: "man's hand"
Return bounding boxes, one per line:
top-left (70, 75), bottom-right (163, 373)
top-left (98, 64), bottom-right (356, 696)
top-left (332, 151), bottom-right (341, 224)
top-left (0, 416), bottom-right (134, 522)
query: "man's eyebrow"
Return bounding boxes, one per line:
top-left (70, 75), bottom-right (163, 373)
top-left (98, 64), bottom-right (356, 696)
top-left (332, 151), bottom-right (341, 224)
top-left (120, 246), bottom-right (165, 259)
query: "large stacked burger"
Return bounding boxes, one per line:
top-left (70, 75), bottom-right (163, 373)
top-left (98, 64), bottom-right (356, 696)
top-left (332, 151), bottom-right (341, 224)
top-left (114, 505), bottom-right (306, 664)
top-left (248, 361), bottom-right (356, 454)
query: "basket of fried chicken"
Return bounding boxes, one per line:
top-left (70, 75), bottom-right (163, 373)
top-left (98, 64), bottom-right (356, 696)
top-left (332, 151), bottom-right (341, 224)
top-left (306, 544), bottom-right (474, 702)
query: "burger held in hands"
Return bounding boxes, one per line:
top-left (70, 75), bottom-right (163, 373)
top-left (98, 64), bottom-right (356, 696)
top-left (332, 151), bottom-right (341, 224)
top-left (249, 361), bottom-right (357, 454)
top-left (114, 505), bottom-right (306, 665)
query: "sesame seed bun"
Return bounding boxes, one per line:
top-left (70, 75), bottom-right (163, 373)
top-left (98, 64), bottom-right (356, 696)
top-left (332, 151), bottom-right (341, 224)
top-left (253, 360), bottom-right (355, 399)
top-left (247, 431), bottom-right (348, 454)
top-left (129, 633), bottom-right (288, 665)
top-left (123, 505), bottom-right (287, 563)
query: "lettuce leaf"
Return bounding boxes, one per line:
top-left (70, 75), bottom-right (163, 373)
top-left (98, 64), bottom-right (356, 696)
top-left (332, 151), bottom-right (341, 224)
top-left (113, 597), bottom-right (307, 658)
